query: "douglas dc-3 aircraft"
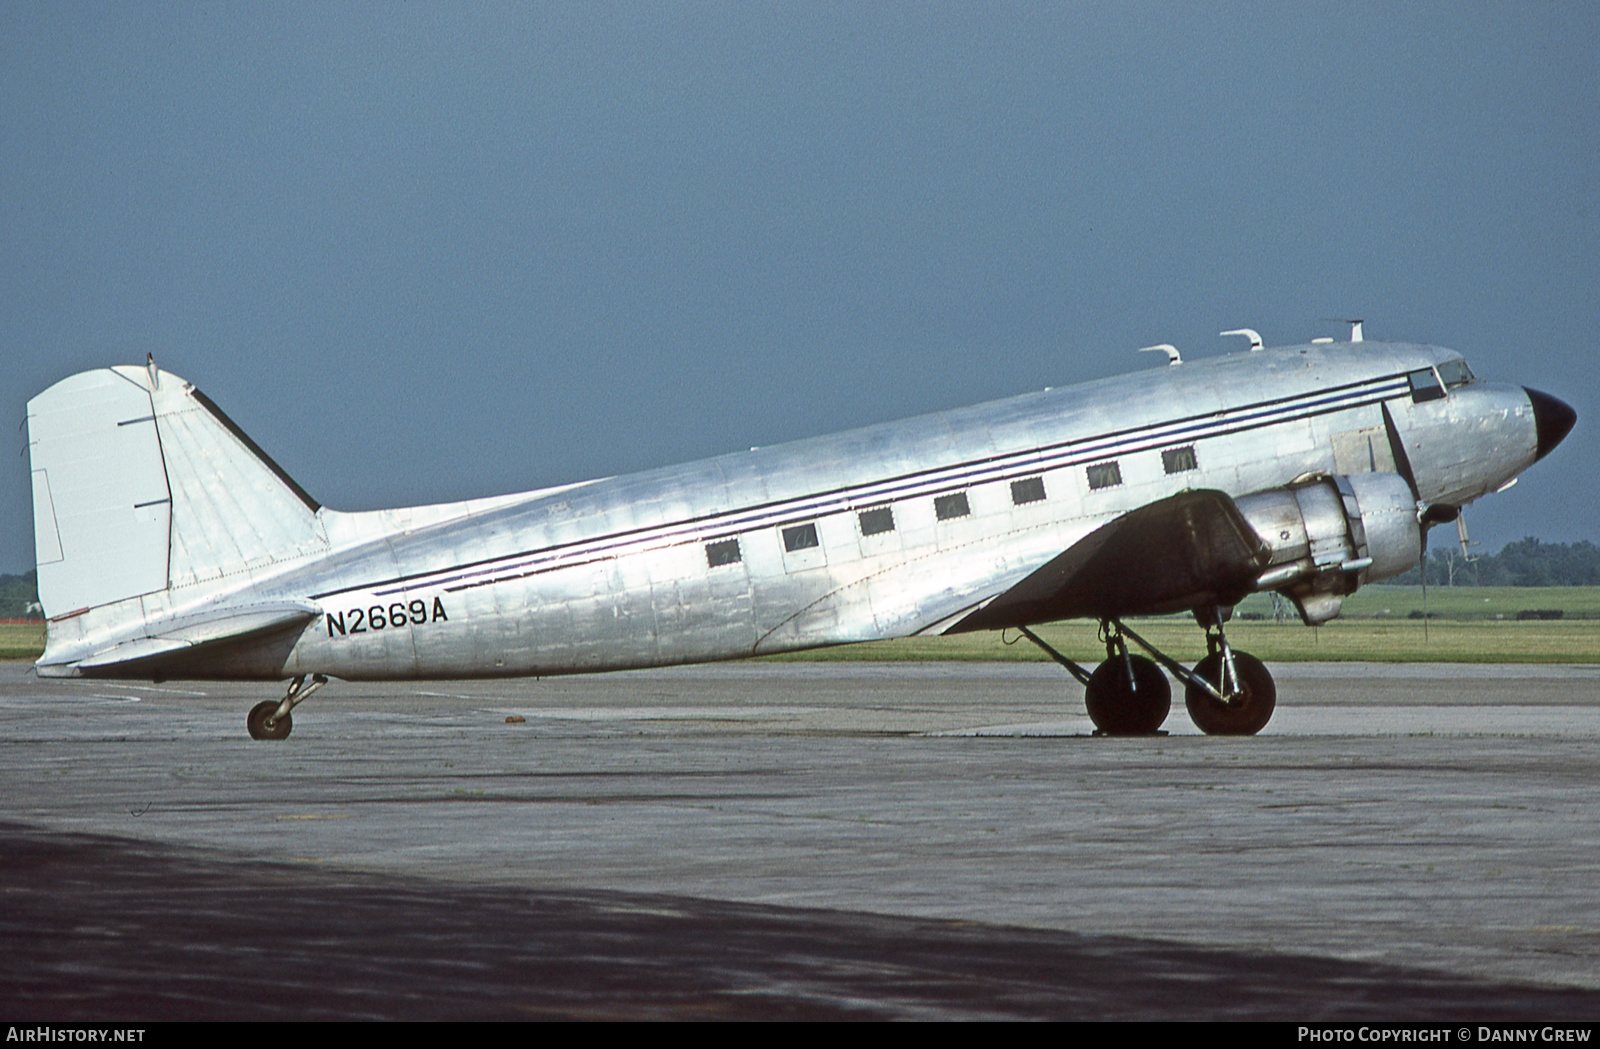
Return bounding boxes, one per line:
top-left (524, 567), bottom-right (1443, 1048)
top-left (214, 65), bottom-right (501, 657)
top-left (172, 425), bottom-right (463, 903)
top-left (25, 327), bottom-right (1574, 739)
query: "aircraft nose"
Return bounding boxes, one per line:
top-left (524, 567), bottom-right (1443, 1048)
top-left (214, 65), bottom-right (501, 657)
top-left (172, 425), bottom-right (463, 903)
top-left (1524, 388), bottom-right (1576, 461)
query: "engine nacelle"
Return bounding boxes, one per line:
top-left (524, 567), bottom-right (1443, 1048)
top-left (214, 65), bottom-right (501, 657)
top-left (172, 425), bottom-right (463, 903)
top-left (1234, 473), bottom-right (1421, 625)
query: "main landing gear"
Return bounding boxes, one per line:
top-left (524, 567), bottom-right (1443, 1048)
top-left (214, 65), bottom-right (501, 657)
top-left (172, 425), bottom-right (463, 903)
top-left (1018, 610), bottom-right (1276, 736)
top-left (246, 673), bottom-right (328, 741)
top-left (1083, 625), bottom-right (1170, 735)
top-left (1184, 618), bottom-right (1276, 736)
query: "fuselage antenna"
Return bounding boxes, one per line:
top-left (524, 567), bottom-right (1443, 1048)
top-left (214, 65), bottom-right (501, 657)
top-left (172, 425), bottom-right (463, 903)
top-left (1220, 328), bottom-right (1264, 352)
top-left (1139, 344), bottom-right (1182, 366)
top-left (1320, 318), bottom-right (1365, 343)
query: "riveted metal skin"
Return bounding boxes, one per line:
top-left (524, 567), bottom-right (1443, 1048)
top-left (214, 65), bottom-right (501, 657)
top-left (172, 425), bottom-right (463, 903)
top-left (26, 340), bottom-right (1563, 682)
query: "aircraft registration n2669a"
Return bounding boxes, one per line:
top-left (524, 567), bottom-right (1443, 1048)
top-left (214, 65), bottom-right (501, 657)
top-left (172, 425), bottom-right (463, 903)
top-left (25, 330), bottom-right (1575, 739)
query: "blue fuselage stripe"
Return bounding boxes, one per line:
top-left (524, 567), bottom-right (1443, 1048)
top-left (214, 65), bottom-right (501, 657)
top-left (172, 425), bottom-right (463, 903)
top-left (333, 374), bottom-right (1411, 599)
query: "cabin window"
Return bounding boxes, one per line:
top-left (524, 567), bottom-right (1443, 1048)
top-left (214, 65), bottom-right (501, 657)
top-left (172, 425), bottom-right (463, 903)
top-left (1086, 461), bottom-right (1122, 490)
top-left (705, 538), bottom-right (742, 567)
top-left (858, 506), bottom-right (895, 536)
top-left (934, 492), bottom-right (970, 520)
top-left (1162, 446), bottom-right (1198, 474)
top-left (1407, 368), bottom-right (1446, 403)
top-left (1010, 476), bottom-right (1046, 505)
top-left (782, 523), bottom-right (819, 552)
top-left (1437, 359), bottom-right (1474, 389)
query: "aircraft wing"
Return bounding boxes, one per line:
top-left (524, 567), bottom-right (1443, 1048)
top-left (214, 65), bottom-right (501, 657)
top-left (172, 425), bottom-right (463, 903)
top-left (947, 489), bottom-right (1270, 633)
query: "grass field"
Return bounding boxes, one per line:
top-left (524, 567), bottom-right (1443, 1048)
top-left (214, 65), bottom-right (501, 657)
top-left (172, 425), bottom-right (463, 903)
top-left (761, 617), bottom-right (1600, 664)
top-left (3, 586), bottom-right (1597, 665)
top-left (0, 623), bottom-right (44, 661)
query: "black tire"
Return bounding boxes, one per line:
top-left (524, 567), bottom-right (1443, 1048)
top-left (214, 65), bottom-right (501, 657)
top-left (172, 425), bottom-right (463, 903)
top-left (1085, 655), bottom-right (1171, 735)
top-left (1184, 651), bottom-right (1275, 736)
top-left (247, 700), bottom-right (292, 741)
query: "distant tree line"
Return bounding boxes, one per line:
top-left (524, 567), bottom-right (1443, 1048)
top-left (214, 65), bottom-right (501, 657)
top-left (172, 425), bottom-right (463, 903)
top-left (1388, 538), bottom-right (1600, 587)
top-left (0, 571), bottom-right (41, 619)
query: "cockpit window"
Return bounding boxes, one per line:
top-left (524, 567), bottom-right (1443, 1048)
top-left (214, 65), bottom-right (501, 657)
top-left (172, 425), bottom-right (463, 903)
top-left (1437, 359), bottom-right (1474, 389)
top-left (1407, 368), bottom-right (1446, 403)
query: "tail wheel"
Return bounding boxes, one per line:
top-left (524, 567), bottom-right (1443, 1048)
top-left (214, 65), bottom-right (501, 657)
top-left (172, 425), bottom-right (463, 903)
top-left (247, 701), bottom-right (292, 741)
top-left (1085, 655), bottom-right (1171, 735)
top-left (1184, 651), bottom-right (1276, 736)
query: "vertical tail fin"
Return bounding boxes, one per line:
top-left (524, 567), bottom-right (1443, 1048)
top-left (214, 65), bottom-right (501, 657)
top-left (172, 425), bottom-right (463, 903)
top-left (27, 364), bottom-right (328, 619)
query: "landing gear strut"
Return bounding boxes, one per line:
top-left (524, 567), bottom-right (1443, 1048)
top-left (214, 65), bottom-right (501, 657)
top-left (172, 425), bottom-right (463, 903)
top-left (1016, 623), bottom-right (1169, 735)
top-left (1017, 609), bottom-right (1276, 737)
top-left (1183, 613), bottom-right (1276, 735)
top-left (246, 673), bottom-right (328, 741)
top-left (1084, 622), bottom-right (1170, 734)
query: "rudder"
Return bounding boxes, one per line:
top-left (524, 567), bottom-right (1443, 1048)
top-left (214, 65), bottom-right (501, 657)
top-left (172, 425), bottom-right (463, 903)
top-left (28, 369), bottom-right (173, 616)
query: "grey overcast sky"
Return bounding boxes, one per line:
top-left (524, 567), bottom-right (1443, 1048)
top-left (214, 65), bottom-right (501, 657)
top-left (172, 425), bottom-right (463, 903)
top-left (3, 2), bottom-right (1597, 574)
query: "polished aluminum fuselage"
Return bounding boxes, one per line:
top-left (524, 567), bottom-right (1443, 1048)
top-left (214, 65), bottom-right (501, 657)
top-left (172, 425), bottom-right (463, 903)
top-left (40, 341), bottom-right (1542, 680)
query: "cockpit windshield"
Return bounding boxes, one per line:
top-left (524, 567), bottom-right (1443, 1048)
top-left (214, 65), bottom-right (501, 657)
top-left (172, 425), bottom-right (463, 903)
top-left (1408, 359), bottom-right (1475, 403)
top-left (1437, 359), bottom-right (1474, 389)
top-left (1407, 368), bottom-right (1445, 402)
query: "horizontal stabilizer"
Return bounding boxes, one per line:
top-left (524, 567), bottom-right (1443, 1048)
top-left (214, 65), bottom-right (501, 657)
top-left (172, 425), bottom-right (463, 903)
top-left (948, 489), bottom-right (1270, 633)
top-left (73, 638), bottom-right (191, 670)
top-left (38, 605), bottom-right (317, 677)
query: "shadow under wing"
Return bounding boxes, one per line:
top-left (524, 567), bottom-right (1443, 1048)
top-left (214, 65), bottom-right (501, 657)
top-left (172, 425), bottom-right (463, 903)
top-left (948, 489), bottom-right (1270, 634)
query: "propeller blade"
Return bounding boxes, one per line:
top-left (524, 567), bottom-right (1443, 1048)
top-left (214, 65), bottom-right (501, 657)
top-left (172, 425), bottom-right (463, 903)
top-left (1381, 402), bottom-right (1420, 502)
top-left (1420, 525), bottom-right (1429, 643)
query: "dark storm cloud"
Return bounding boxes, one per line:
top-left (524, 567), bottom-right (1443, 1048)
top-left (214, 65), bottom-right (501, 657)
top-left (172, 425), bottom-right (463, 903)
top-left (3, 2), bottom-right (1596, 572)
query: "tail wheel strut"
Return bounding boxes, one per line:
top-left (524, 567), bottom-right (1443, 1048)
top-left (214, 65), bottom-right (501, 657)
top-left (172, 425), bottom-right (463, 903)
top-left (246, 673), bottom-right (328, 741)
